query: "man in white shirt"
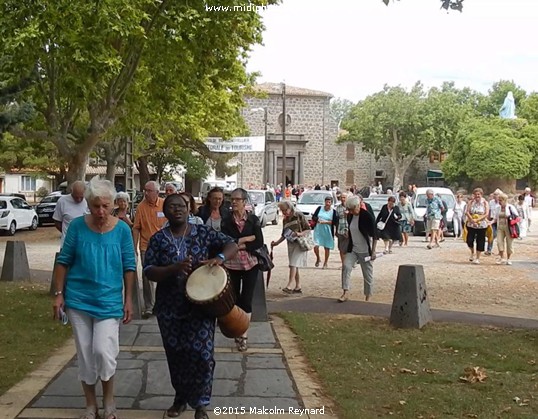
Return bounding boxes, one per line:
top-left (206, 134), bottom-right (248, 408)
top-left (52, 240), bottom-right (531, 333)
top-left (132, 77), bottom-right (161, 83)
top-left (53, 181), bottom-right (88, 247)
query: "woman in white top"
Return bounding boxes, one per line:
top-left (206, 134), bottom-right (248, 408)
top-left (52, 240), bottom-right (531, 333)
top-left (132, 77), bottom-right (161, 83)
top-left (515, 194), bottom-right (531, 239)
top-left (495, 193), bottom-right (518, 265)
top-left (453, 193), bottom-right (467, 239)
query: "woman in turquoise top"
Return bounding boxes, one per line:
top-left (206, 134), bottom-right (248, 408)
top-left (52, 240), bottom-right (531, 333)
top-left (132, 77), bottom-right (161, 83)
top-left (312, 196), bottom-right (338, 269)
top-left (53, 177), bottom-right (136, 419)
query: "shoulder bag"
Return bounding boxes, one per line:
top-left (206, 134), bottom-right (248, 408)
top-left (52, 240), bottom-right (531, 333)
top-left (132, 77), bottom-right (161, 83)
top-left (296, 213), bottom-right (315, 251)
top-left (253, 244), bottom-right (274, 272)
top-left (376, 209), bottom-right (393, 231)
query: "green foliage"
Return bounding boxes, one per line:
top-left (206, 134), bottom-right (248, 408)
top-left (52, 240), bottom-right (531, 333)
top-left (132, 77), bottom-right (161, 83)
top-left (443, 118), bottom-right (533, 182)
top-left (0, 0), bottom-right (272, 180)
top-left (519, 93), bottom-right (538, 124)
top-left (330, 98), bottom-right (353, 129)
top-left (0, 132), bottom-right (65, 175)
top-left (481, 80), bottom-right (527, 117)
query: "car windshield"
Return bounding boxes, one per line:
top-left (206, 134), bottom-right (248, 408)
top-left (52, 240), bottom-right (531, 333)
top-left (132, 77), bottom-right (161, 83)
top-left (249, 192), bottom-right (265, 204)
top-left (299, 192), bottom-right (332, 205)
top-left (416, 194), bottom-right (455, 208)
top-left (41, 195), bottom-right (61, 204)
top-left (0, 201), bottom-right (6, 209)
top-left (364, 200), bottom-right (385, 211)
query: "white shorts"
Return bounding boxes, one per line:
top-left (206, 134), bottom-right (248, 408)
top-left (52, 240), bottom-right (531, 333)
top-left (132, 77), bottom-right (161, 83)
top-left (67, 308), bottom-right (121, 385)
top-left (427, 218), bottom-right (441, 231)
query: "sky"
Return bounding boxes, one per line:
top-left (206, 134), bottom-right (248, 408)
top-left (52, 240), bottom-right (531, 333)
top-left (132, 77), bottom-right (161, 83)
top-left (246, 0), bottom-right (538, 101)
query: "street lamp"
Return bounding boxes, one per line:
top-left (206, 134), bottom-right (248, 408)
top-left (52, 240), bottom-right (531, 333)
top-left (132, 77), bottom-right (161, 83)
top-left (250, 107), bottom-right (268, 187)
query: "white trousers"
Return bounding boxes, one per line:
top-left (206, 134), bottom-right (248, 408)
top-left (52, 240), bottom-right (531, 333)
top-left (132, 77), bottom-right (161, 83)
top-left (67, 308), bottom-right (120, 385)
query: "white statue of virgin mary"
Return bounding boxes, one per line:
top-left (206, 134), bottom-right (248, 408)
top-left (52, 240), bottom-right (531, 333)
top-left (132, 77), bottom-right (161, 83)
top-left (499, 91), bottom-right (516, 119)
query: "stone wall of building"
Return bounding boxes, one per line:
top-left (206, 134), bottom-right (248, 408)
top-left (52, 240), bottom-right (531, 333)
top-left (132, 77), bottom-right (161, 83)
top-left (237, 84), bottom-right (432, 190)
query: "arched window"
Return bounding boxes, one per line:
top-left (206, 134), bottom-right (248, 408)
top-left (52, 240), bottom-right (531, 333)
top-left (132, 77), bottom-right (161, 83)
top-left (346, 144), bottom-right (355, 161)
top-left (346, 169), bottom-right (354, 185)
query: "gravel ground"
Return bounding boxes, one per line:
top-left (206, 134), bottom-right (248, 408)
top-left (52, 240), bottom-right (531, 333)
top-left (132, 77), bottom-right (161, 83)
top-left (1, 215), bottom-right (537, 319)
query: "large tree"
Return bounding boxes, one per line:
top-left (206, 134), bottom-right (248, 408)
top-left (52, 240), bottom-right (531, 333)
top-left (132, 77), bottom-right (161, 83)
top-left (0, 0), bottom-right (271, 183)
top-left (330, 98), bottom-right (354, 130)
top-left (442, 118), bottom-right (534, 190)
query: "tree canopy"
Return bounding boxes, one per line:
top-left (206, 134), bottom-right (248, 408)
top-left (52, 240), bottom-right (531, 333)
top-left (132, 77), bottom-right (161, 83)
top-left (0, 0), bottom-right (271, 183)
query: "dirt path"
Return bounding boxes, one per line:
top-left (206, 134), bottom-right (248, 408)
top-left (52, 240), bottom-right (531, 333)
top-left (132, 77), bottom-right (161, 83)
top-left (1, 216), bottom-right (537, 319)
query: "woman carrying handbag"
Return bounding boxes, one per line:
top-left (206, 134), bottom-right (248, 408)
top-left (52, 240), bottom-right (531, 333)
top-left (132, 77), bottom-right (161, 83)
top-left (375, 196), bottom-right (402, 254)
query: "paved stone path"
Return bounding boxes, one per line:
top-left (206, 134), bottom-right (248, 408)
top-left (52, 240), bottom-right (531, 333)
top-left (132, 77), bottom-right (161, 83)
top-left (15, 320), bottom-right (321, 419)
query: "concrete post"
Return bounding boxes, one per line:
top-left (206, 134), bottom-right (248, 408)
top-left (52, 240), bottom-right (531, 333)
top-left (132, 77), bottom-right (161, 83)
top-left (251, 270), bottom-right (268, 322)
top-left (390, 264), bottom-right (432, 329)
top-left (1, 241), bottom-right (31, 282)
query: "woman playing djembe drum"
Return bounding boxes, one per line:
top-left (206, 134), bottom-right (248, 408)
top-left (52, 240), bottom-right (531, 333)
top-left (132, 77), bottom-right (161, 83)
top-left (143, 194), bottom-right (237, 419)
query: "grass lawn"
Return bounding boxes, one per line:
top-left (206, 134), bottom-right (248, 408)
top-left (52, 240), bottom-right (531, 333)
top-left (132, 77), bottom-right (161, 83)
top-left (281, 313), bottom-right (538, 419)
top-left (0, 282), bottom-right (72, 396)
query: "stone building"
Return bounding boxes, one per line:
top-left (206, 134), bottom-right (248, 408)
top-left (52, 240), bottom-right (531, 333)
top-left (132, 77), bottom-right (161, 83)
top-left (234, 82), bottom-right (433, 190)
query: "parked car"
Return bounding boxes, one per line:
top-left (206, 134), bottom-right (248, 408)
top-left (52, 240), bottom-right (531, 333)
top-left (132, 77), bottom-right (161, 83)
top-left (412, 187), bottom-right (456, 235)
top-left (0, 192), bottom-right (27, 200)
top-left (295, 190), bottom-right (339, 222)
top-left (362, 194), bottom-right (395, 220)
top-left (248, 189), bottom-right (279, 227)
top-left (35, 192), bottom-right (64, 226)
top-left (0, 196), bottom-right (39, 235)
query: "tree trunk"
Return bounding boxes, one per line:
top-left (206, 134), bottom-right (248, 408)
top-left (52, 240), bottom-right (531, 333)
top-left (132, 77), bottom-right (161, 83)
top-left (137, 156), bottom-right (150, 191)
top-left (392, 168), bottom-right (403, 193)
top-left (66, 152), bottom-right (89, 190)
top-left (106, 163), bottom-right (116, 183)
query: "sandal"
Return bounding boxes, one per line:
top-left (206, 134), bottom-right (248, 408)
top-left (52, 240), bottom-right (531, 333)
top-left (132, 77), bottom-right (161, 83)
top-left (292, 288), bottom-right (302, 294)
top-left (338, 294), bottom-right (348, 303)
top-left (104, 404), bottom-right (118, 419)
top-left (166, 403), bottom-right (187, 418)
top-left (282, 287), bottom-right (293, 294)
top-left (315, 261), bottom-right (320, 267)
top-left (80, 409), bottom-right (100, 419)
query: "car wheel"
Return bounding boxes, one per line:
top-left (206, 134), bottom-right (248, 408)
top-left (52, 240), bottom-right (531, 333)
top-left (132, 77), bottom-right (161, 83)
top-left (8, 221), bottom-right (16, 236)
top-left (272, 212), bottom-right (279, 225)
top-left (30, 217), bottom-right (38, 231)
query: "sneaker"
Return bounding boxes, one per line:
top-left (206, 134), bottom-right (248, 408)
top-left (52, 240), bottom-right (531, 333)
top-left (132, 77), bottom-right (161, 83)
top-left (469, 256), bottom-right (474, 262)
top-left (472, 259), bottom-right (480, 265)
top-left (495, 259), bottom-right (503, 265)
top-left (506, 260), bottom-right (512, 265)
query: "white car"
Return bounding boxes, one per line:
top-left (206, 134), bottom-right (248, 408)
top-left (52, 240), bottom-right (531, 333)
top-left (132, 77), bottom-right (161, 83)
top-left (412, 187), bottom-right (456, 235)
top-left (0, 196), bottom-right (39, 236)
top-left (295, 190), bottom-right (339, 221)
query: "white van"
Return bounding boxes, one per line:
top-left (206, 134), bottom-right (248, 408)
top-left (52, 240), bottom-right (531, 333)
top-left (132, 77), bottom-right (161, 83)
top-left (200, 181), bottom-right (228, 200)
top-left (412, 187), bottom-right (456, 235)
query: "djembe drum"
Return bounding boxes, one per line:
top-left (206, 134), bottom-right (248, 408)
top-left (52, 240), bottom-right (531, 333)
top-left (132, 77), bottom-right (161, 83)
top-left (186, 264), bottom-right (249, 338)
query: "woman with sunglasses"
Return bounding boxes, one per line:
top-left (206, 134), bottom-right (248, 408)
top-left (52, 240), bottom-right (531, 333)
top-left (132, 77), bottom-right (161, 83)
top-left (221, 188), bottom-right (264, 352)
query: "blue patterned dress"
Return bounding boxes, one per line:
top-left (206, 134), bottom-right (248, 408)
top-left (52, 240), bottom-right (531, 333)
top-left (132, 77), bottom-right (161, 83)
top-left (143, 225), bottom-right (235, 409)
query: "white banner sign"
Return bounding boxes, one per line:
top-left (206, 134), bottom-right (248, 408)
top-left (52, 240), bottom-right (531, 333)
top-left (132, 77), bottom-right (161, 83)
top-left (205, 136), bottom-right (265, 153)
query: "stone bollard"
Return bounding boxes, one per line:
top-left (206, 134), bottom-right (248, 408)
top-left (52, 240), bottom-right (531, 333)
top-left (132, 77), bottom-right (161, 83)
top-left (390, 264), bottom-right (432, 329)
top-left (1, 241), bottom-right (31, 282)
top-left (251, 270), bottom-right (268, 322)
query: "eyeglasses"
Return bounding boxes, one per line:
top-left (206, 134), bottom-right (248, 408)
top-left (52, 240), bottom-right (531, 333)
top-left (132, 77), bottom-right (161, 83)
top-left (168, 204), bottom-right (188, 210)
top-left (231, 198), bottom-right (245, 202)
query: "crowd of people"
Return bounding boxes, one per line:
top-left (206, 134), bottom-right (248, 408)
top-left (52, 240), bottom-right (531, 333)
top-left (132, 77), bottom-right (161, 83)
top-left (51, 179), bottom-right (266, 419)
top-left (48, 177), bottom-right (534, 419)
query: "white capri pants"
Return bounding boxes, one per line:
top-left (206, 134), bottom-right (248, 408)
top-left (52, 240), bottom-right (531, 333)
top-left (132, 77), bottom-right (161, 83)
top-left (67, 308), bottom-right (121, 385)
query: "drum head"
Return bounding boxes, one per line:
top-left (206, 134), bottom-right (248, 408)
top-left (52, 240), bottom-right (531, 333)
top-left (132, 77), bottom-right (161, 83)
top-left (186, 265), bottom-right (228, 302)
